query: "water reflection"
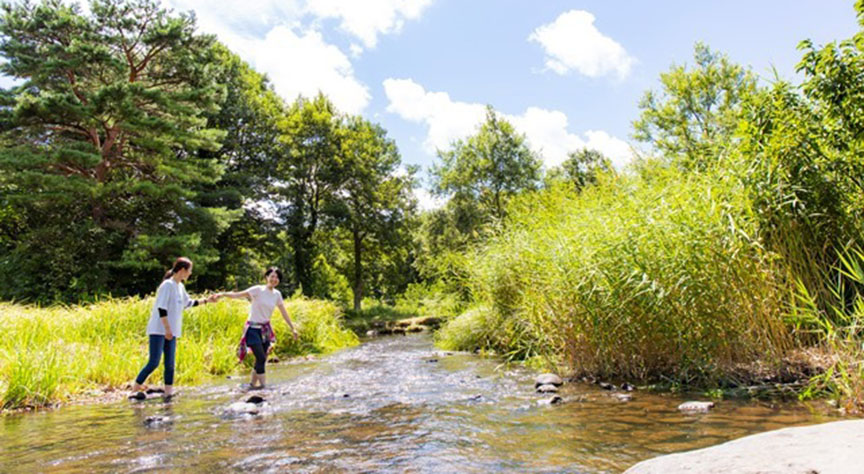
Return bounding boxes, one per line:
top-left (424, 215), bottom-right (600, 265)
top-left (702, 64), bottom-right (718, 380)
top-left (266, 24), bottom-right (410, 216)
top-left (0, 334), bottom-right (844, 473)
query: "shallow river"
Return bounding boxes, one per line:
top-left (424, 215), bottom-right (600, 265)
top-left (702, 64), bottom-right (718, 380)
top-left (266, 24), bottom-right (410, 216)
top-left (0, 334), bottom-right (844, 473)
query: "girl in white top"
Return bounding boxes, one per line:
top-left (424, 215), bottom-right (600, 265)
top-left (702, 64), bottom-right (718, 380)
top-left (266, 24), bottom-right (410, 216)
top-left (133, 257), bottom-right (217, 398)
top-left (217, 267), bottom-right (298, 390)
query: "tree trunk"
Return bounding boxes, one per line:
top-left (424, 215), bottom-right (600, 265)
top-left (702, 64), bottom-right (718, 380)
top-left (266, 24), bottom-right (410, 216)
top-left (352, 226), bottom-right (363, 312)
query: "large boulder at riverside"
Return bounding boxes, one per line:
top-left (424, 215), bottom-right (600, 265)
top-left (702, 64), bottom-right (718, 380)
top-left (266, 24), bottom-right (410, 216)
top-left (534, 373), bottom-right (563, 388)
top-left (625, 420), bottom-right (864, 474)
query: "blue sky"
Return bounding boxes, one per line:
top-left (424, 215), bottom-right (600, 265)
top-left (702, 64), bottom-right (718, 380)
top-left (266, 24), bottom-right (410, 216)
top-left (5, 1), bottom-right (859, 208)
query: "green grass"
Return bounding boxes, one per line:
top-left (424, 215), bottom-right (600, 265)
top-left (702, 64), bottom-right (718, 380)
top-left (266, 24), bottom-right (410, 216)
top-left (0, 296), bottom-right (358, 411)
top-left (437, 164), bottom-right (795, 385)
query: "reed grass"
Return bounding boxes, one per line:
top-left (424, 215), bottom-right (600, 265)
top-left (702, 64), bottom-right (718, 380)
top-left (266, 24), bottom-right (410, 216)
top-left (0, 296), bottom-right (357, 410)
top-left (437, 164), bottom-right (795, 385)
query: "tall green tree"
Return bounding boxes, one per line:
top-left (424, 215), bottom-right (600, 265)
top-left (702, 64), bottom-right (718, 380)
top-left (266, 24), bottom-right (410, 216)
top-left (544, 148), bottom-right (613, 191)
top-left (632, 43), bottom-right (756, 170)
top-left (192, 44), bottom-right (287, 291)
top-left (432, 105), bottom-right (541, 221)
top-left (275, 93), bottom-right (344, 296)
top-left (0, 0), bottom-right (227, 300)
top-left (328, 117), bottom-right (416, 311)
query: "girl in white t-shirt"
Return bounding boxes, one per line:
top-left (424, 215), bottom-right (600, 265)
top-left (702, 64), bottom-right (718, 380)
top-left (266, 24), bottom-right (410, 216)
top-left (132, 257), bottom-right (217, 399)
top-left (217, 267), bottom-right (298, 390)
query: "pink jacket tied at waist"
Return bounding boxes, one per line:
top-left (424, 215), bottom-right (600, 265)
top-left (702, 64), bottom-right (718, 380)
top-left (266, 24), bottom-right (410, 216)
top-left (236, 320), bottom-right (276, 362)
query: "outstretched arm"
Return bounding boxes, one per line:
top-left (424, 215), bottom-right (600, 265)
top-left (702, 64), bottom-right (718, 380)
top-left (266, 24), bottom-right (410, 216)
top-left (277, 301), bottom-right (299, 341)
top-left (217, 290), bottom-right (252, 301)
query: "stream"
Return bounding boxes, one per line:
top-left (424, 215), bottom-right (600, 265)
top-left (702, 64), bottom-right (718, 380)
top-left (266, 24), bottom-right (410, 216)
top-left (0, 334), bottom-right (843, 473)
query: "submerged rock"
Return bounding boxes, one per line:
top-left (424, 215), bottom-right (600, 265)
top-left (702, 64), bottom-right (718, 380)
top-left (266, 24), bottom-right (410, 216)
top-left (678, 401), bottom-right (715, 413)
top-left (614, 393), bottom-right (633, 402)
top-left (534, 373), bottom-right (564, 388)
top-left (536, 384), bottom-right (559, 393)
top-left (537, 395), bottom-right (564, 406)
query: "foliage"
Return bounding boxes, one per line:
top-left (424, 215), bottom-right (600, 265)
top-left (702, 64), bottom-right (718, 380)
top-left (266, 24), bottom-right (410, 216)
top-left (0, 295), bottom-right (357, 410)
top-left (431, 105), bottom-right (541, 221)
top-left (632, 42), bottom-right (757, 170)
top-left (544, 148), bottom-right (614, 191)
top-left (437, 165), bottom-right (793, 384)
top-left (0, 0), bottom-right (230, 300)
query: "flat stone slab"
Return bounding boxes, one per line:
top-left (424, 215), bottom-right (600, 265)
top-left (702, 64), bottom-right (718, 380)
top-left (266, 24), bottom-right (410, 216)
top-left (625, 419), bottom-right (864, 474)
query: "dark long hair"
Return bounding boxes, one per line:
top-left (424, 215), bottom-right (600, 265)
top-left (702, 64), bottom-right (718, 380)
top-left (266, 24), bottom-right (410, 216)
top-left (163, 257), bottom-right (193, 280)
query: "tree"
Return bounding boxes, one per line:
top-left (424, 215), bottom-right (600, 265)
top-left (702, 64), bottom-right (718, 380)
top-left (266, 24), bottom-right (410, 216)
top-left (0, 0), bottom-right (228, 300)
top-left (632, 43), bottom-right (756, 170)
top-left (274, 93), bottom-right (345, 296)
top-left (191, 43), bottom-right (288, 291)
top-left (432, 105), bottom-right (541, 221)
top-left (545, 148), bottom-right (613, 191)
top-left (328, 117), bottom-right (416, 311)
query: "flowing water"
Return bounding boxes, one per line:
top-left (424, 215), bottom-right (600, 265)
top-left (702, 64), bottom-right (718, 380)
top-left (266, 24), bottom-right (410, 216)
top-left (0, 334), bottom-right (845, 473)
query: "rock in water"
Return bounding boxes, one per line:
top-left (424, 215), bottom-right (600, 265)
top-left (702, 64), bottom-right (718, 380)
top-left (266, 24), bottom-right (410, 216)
top-left (614, 393), bottom-right (633, 402)
top-left (537, 395), bottom-right (564, 406)
top-left (225, 401), bottom-right (260, 415)
top-left (678, 401), bottom-right (715, 413)
top-left (624, 420), bottom-right (864, 474)
top-left (534, 373), bottom-right (564, 388)
top-left (536, 384), bottom-right (559, 393)
top-left (599, 382), bottom-right (615, 390)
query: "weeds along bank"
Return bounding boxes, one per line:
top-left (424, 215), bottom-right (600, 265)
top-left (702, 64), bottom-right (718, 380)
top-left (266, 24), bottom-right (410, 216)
top-left (436, 164), bottom-right (799, 385)
top-left (0, 297), bottom-right (358, 411)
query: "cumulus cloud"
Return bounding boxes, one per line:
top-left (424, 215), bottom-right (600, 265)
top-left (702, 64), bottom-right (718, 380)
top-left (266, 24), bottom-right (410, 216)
top-left (305, 0), bottom-right (434, 48)
top-left (163, 0), bottom-right (371, 114)
top-left (414, 188), bottom-right (447, 211)
top-left (232, 27), bottom-right (371, 114)
top-left (383, 78), bottom-right (633, 168)
top-left (529, 10), bottom-right (634, 79)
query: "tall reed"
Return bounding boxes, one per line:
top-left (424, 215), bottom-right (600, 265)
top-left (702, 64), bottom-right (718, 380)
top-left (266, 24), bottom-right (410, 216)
top-left (437, 163), bottom-right (794, 384)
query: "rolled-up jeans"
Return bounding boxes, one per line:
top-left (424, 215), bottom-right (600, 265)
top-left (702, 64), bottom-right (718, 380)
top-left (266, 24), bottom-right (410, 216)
top-left (135, 335), bottom-right (177, 386)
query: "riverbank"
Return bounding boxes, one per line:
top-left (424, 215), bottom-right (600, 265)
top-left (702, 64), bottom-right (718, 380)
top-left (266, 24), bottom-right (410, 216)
top-left (0, 297), bottom-right (358, 412)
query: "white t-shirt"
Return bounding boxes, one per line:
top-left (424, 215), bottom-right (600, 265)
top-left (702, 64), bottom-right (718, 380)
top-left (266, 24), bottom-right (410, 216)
top-left (246, 285), bottom-right (283, 324)
top-left (146, 279), bottom-right (190, 337)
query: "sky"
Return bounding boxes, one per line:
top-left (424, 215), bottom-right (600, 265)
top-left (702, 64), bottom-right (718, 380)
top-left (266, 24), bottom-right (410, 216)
top-left (4, 1), bottom-right (860, 209)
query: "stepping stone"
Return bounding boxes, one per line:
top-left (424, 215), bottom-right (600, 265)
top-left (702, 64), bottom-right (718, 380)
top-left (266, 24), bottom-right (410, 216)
top-left (536, 384), bottom-right (559, 393)
top-left (534, 373), bottom-right (564, 388)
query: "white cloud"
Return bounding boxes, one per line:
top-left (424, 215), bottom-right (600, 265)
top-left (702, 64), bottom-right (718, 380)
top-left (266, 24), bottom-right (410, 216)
top-left (232, 27), bottom-right (371, 114)
top-left (529, 10), bottom-right (634, 79)
top-left (383, 78), bottom-right (486, 153)
top-left (414, 188), bottom-right (446, 211)
top-left (305, 0), bottom-right (434, 48)
top-left (163, 1), bottom-right (370, 114)
top-left (383, 79), bottom-right (633, 168)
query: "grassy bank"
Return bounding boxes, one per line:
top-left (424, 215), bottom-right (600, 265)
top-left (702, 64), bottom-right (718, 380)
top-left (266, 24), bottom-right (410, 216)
top-left (435, 165), bottom-right (831, 386)
top-left (0, 296), bottom-right (358, 411)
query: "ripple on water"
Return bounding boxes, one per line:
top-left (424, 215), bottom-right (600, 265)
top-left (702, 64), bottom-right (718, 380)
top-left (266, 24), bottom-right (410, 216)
top-left (0, 334), bottom-right (848, 473)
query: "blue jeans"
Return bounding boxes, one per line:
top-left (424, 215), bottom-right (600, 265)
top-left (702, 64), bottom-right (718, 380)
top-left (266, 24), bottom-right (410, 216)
top-left (135, 335), bottom-right (177, 386)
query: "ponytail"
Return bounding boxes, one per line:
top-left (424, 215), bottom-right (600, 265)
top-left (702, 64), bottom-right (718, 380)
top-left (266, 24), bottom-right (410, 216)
top-left (164, 257), bottom-right (193, 280)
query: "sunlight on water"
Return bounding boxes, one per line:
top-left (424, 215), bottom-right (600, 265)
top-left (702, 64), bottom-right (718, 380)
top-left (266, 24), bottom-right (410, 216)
top-left (0, 334), bottom-right (844, 473)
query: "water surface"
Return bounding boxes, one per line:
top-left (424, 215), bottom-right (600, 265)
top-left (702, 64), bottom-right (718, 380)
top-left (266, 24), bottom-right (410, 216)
top-left (0, 334), bottom-right (842, 473)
